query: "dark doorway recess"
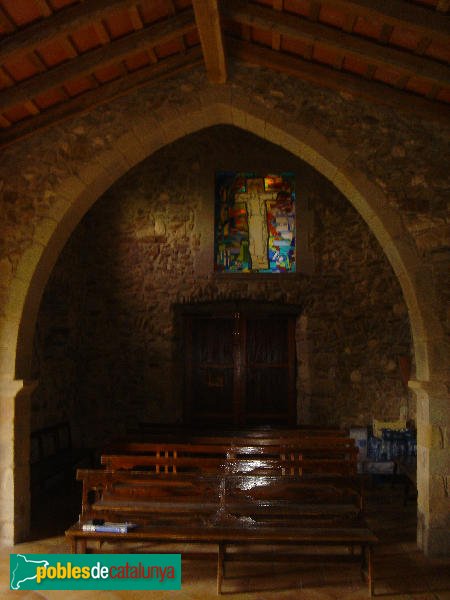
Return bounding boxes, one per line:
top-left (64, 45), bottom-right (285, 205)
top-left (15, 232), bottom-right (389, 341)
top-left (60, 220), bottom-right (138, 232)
top-left (180, 302), bottom-right (300, 427)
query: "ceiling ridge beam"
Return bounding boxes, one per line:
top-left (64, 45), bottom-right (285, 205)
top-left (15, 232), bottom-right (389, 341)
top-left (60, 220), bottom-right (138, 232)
top-left (192, 0), bottom-right (227, 83)
top-left (224, 0), bottom-right (450, 88)
top-left (0, 10), bottom-right (196, 114)
top-left (0, 47), bottom-right (203, 149)
top-left (0, 0), bottom-right (146, 65)
top-left (227, 37), bottom-right (450, 124)
top-left (320, 0), bottom-right (450, 44)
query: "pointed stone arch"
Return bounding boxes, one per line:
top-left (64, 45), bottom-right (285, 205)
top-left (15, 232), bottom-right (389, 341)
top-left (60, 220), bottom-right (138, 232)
top-left (0, 94), bottom-right (446, 553)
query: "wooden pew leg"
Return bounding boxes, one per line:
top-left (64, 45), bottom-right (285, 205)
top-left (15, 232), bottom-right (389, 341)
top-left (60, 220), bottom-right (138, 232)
top-left (77, 538), bottom-right (87, 554)
top-left (217, 542), bottom-right (225, 595)
top-left (361, 545), bottom-right (374, 597)
top-left (367, 545), bottom-right (374, 597)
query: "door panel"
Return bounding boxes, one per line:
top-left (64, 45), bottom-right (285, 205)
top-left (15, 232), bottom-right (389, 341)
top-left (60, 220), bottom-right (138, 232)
top-left (192, 366), bottom-right (234, 423)
top-left (191, 317), bottom-right (233, 365)
top-left (246, 367), bottom-right (291, 421)
top-left (184, 309), bottom-right (296, 426)
top-left (186, 316), bottom-right (234, 424)
top-left (246, 317), bottom-right (289, 364)
top-left (245, 317), bottom-right (293, 423)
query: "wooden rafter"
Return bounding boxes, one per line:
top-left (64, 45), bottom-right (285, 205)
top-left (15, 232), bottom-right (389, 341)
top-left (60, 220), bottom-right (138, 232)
top-left (192, 0), bottom-right (227, 83)
top-left (0, 10), bottom-right (196, 113)
top-left (320, 0), bottom-right (450, 44)
top-left (0, 0), bottom-right (144, 65)
top-left (0, 47), bottom-right (203, 148)
top-left (272, 0), bottom-right (283, 51)
top-left (225, 0), bottom-right (450, 88)
top-left (228, 37), bottom-right (450, 123)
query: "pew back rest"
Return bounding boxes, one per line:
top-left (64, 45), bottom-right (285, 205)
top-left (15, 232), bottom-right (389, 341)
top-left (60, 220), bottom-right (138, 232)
top-left (100, 439), bottom-right (358, 476)
top-left (77, 469), bottom-right (362, 525)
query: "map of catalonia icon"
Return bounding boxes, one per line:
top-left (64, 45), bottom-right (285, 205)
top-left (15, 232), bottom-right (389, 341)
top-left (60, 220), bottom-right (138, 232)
top-left (10, 554), bottom-right (49, 590)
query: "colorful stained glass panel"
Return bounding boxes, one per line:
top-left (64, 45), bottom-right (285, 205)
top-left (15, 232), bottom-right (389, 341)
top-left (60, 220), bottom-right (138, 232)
top-left (214, 172), bottom-right (296, 273)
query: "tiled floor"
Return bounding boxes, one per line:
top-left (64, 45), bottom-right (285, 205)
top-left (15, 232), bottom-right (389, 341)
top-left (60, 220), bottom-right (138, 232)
top-left (1, 479), bottom-right (449, 599)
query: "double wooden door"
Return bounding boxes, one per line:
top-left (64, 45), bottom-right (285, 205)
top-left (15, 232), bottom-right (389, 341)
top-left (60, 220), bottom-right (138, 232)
top-left (183, 305), bottom-right (297, 426)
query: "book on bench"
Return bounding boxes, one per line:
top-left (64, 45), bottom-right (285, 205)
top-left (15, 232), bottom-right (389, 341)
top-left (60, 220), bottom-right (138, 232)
top-left (81, 521), bottom-right (137, 533)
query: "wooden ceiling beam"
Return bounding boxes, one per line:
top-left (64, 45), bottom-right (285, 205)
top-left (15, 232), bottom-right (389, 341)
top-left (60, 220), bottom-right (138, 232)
top-left (0, 0), bottom-right (144, 65)
top-left (225, 0), bottom-right (450, 88)
top-left (272, 0), bottom-right (283, 51)
top-left (0, 10), bottom-right (196, 113)
top-left (320, 0), bottom-right (450, 44)
top-left (227, 37), bottom-right (450, 123)
top-left (0, 47), bottom-right (203, 149)
top-left (192, 0), bottom-right (227, 83)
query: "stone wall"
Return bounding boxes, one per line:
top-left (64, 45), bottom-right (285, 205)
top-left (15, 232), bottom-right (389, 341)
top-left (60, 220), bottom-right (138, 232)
top-left (31, 126), bottom-right (412, 446)
top-left (0, 63), bottom-right (448, 552)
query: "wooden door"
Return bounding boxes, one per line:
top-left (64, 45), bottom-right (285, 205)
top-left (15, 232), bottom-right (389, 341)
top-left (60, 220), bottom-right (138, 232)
top-left (245, 315), bottom-right (296, 425)
top-left (184, 315), bottom-right (235, 425)
top-left (183, 306), bottom-right (297, 426)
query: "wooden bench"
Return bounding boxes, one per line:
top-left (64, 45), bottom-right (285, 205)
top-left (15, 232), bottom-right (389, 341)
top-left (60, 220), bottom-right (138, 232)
top-left (100, 437), bottom-right (359, 479)
top-left (66, 468), bottom-right (376, 595)
top-left (67, 430), bottom-right (374, 593)
top-left (30, 421), bottom-right (93, 494)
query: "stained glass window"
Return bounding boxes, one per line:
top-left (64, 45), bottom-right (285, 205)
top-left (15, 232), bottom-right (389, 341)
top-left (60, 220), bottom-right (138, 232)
top-left (214, 172), bottom-right (296, 273)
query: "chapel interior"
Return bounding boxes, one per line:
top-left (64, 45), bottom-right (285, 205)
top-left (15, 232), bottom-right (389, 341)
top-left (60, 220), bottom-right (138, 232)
top-left (0, 0), bottom-right (449, 597)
